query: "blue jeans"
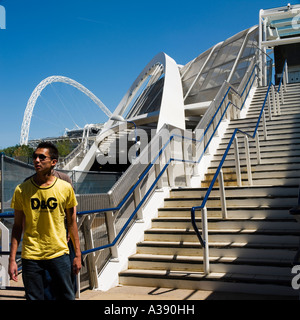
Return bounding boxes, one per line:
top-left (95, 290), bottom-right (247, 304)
top-left (44, 241), bottom-right (77, 300)
top-left (22, 254), bottom-right (75, 300)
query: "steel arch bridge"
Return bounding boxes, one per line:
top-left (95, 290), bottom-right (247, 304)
top-left (20, 75), bottom-right (112, 145)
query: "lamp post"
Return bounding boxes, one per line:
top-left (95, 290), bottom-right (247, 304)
top-left (110, 115), bottom-right (139, 159)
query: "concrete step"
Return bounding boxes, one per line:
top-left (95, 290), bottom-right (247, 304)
top-left (169, 185), bottom-right (299, 199)
top-left (164, 195), bottom-right (298, 208)
top-left (218, 139), bottom-right (300, 153)
top-left (227, 119), bottom-right (300, 133)
top-left (215, 145), bottom-right (300, 158)
top-left (247, 107), bottom-right (300, 117)
top-left (220, 133), bottom-right (300, 147)
top-left (143, 231), bottom-right (300, 247)
top-left (119, 269), bottom-right (297, 297)
top-left (251, 90), bottom-right (300, 99)
top-left (137, 241), bottom-right (298, 255)
top-left (212, 150), bottom-right (300, 162)
top-left (228, 114), bottom-right (300, 128)
top-left (158, 207), bottom-right (296, 219)
top-left (151, 217), bottom-right (299, 232)
top-left (207, 163), bottom-right (300, 174)
top-left (201, 176), bottom-right (300, 187)
top-left (249, 104), bottom-right (300, 114)
top-left (251, 94), bottom-right (300, 104)
top-left (209, 155), bottom-right (300, 168)
top-left (204, 169), bottom-right (300, 183)
top-left (127, 252), bottom-right (295, 273)
top-left (223, 127), bottom-right (300, 139)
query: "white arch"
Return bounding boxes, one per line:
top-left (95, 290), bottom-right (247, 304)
top-left (107, 52), bottom-right (185, 132)
top-left (20, 75), bottom-right (112, 145)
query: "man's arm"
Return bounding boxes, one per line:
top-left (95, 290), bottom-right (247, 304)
top-left (9, 209), bottom-right (24, 282)
top-left (66, 207), bottom-right (81, 275)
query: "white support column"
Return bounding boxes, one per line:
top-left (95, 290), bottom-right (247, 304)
top-left (218, 170), bottom-right (227, 219)
top-left (155, 163), bottom-right (164, 189)
top-left (262, 110), bottom-right (268, 141)
top-left (234, 136), bottom-right (242, 187)
top-left (105, 212), bottom-right (118, 260)
top-left (182, 138), bottom-right (192, 187)
top-left (134, 187), bottom-right (144, 222)
top-left (0, 222), bottom-right (9, 288)
top-left (268, 90), bottom-right (272, 121)
top-left (201, 206), bottom-right (210, 275)
top-left (255, 130), bottom-right (261, 165)
top-left (165, 137), bottom-right (175, 188)
top-left (276, 92), bottom-right (281, 115)
top-left (83, 215), bottom-right (99, 289)
top-left (244, 136), bottom-right (253, 186)
top-left (284, 62), bottom-right (289, 89)
top-left (271, 85), bottom-right (277, 116)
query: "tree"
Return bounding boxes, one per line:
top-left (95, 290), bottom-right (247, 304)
top-left (56, 140), bottom-right (73, 157)
top-left (0, 144), bottom-right (34, 163)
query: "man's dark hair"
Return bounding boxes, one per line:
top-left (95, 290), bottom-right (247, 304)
top-left (36, 141), bottom-right (59, 160)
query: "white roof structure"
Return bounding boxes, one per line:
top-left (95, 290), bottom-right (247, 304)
top-left (259, 3), bottom-right (300, 47)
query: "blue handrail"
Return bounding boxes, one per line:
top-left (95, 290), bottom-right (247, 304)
top-left (190, 58), bottom-right (287, 250)
top-left (0, 63), bottom-right (258, 257)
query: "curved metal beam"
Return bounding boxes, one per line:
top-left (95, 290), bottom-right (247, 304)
top-left (20, 75), bottom-right (111, 145)
top-left (107, 52), bottom-right (185, 133)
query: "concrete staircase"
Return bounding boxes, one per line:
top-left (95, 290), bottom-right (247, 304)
top-left (119, 83), bottom-right (300, 297)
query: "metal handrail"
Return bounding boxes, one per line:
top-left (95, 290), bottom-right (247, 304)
top-left (191, 59), bottom-right (288, 275)
top-left (191, 80), bottom-right (271, 245)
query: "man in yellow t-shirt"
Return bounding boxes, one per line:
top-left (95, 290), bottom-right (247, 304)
top-left (8, 141), bottom-right (81, 300)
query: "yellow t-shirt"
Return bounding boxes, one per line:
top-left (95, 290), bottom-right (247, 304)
top-left (11, 177), bottom-right (78, 260)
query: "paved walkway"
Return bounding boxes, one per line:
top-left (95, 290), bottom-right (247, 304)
top-left (78, 285), bottom-right (294, 300)
top-left (0, 278), bottom-right (296, 300)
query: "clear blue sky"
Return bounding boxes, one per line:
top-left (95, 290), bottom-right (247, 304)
top-left (0, 0), bottom-right (297, 148)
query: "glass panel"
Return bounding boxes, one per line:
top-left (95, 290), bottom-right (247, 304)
top-left (182, 27), bottom-right (258, 104)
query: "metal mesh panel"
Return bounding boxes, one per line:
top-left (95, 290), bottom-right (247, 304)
top-left (1, 155), bottom-right (35, 211)
top-left (108, 125), bottom-right (174, 207)
top-left (183, 27), bottom-right (257, 105)
top-left (231, 28), bottom-right (259, 87)
top-left (76, 194), bottom-right (111, 212)
top-left (181, 49), bottom-right (212, 83)
top-left (73, 171), bottom-right (121, 195)
top-left (77, 224), bottom-right (90, 290)
top-left (90, 212), bottom-right (111, 274)
top-left (114, 194), bottom-right (136, 243)
top-left (0, 154), bottom-right (120, 212)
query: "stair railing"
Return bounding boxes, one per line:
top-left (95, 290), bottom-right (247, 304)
top-left (73, 60), bottom-right (261, 284)
top-left (191, 59), bottom-right (289, 275)
top-left (268, 60), bottom-right (288, 120)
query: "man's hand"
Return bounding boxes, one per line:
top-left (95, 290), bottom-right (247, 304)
top-left (72, 255), bottom-right (82, 275)
top-left (66, 207), bottom-right (82, 275)
top-left (9, 259), bottom-right (18, 282)
top-left (9, 209), bottom-right (24, 282)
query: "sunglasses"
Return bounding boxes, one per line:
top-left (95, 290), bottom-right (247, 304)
top-left (32, 153), bottom-right (52, 161)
